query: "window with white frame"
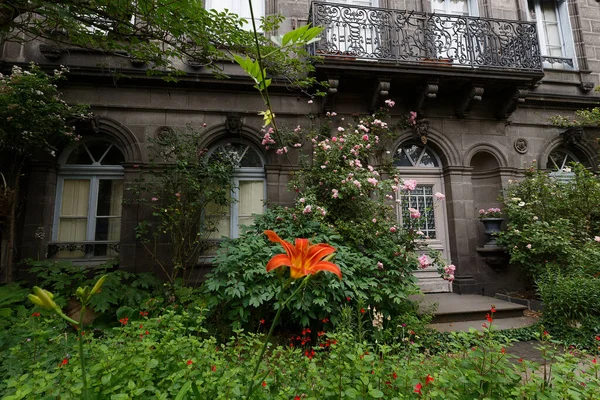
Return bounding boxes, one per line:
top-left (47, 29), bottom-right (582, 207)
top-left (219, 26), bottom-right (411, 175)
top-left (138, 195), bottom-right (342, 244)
top-left (52, 141), bottom-right (124, 258)
top-left (206, 141), bottom-right (266, 240)
top-left (205, 0), bottom-right (264, 31)
top-left (528, 0), bottom-right (576, 69)
top-left (393, 143), bottom-right (450, 261)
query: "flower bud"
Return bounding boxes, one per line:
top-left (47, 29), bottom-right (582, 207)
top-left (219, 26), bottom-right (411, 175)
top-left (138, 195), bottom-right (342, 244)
top-left (90, 275), bottom-right (107, 296)
top-left (30, 286), bottom-right (57, 310)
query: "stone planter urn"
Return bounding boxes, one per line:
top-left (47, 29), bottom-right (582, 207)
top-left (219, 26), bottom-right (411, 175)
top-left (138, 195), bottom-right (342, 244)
top-left (477, 218), bottom-right (509, 269)
top-left (480, 218), bottom-right (504, 247)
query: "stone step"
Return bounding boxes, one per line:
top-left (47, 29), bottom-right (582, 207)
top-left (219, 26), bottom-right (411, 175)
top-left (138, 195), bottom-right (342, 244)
top-left (427, 316), bottom-right (538, 333)
top-left (411, 293), bottom-right (528, 324)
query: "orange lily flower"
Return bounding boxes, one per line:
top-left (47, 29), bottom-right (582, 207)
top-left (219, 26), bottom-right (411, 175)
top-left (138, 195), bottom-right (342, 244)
top-left (264, 230), bottom-right (341, 279)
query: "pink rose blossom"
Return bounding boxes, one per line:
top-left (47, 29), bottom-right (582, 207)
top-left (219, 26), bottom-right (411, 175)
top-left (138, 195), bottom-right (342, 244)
top-left (390, 226), bottom-right (397, 233)
top-left (526, 244), bottom-right (532, 249)
top-left (362, 134), bottom-right (369, 141)
top-left (418, 254), bottom-right (428, 269)
top-left (308, 99), bottom-right (313, 104)
top-left (447, 274), bottom-right (455, 282)
top-left (353, 180), bottom-right (362, 188)
top-left (595, 236), bottom-right (600, 242)
top-left (175, 193), bottom-right (181, 198)
top-left (402, 180), bottom-right (417, 191)
top-left (408, 208), bottom-right (421, 219)
top-left (372, 218), bottom-right (377, 223)
top-left (434, 192), bottom-right (445, 200)
top-left (332, 189), bottom-right (339, 199)
top-left (385, 99), bottom-right (395, 107)
top-left (151, 197), bottom-right (158, 202)
top-left (377, 261), bottom-right (384, 269)
top-left (303, 205), bottom-right (312, 214)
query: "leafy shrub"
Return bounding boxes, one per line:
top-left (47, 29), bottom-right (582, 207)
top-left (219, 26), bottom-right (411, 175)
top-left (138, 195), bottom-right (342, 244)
top-left (27, 259), bottom-right (162, 315)
top-left (498, 163), bottom-right (600, 281)
top-left (203, 206), bottom-right (421, 330)
top-left (537, 272), bottom-right (600, 345)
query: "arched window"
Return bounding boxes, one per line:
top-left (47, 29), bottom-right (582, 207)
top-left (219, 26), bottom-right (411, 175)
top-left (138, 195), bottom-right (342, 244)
top-left (547, 148), bottom-right (580, 170)
top-left (207, 140), bottom-right (266, 239)
top-left (51, 140), bottom-right (124, 258)
top-left (394, 143), bottom-right (451, 263)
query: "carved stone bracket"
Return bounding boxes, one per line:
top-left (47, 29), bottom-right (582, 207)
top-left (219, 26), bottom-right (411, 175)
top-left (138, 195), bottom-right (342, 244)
top-left (414, 79), bottom-right (439, 112)
top-left (413, 118), bottom-right (430, 144)
top-left (369, 79), bottom-right (391, 112)
top-left (225, 114), bottom-right (243, 135)
top-left (455, 84), bottom-right (484, 118)
top-left (39, 44), bottom-right (64, 60)
top-left (495, 86), bottom-right (528, 120)
top-left (580, 81), bottom-right (595, 92)
top-left (561, 126), bottom-right (584, 145)
top-left (324, 77), bottom-right (339, 112)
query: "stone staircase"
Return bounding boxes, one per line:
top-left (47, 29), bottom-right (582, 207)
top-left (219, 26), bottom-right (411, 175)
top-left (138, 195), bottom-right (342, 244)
top-left (411, 293), bottom-right (538, 333)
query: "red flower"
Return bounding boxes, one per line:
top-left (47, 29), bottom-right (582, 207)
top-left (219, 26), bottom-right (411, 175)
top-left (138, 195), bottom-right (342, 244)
top-left (119, 317), bottom-right (129, 325)
top-left (260, 319), bottom-right (265, 324)
top-left (187, 360), bottom-right (193, 365)
top-left (518, 358), bottom-right (523, 363)
top-left (322, 317), bottom-right (329, 323)
top-left (501, 347), bottom-right (506, 354)
top-left (425, 374), bottom-right (434, 385)
top-left (262, 381), bottom-right (267, 387)
top-left (346, 296), bottom-right (351, 302)
top-left (490, 306), bottom-right (496, 313)
top-left (31, 312), bottom-right (41, 317)
top-left (211, 365), bottom-right (217, 372)
top-left (392, 372), bottom-right (398, 380)
top-left (294, 397), bottom-right (301, 400)
top-left (485, 313), bottom-right (492, 323)
top-left (595, 335), bottom-right (600, 341)
top-left (61, 358), bottom-right (68, 366)
top-left (264, 230), bottom-right (341, 279)
top-left (139, 311), bottom-right (149, 317)
top-left (360, 308), bottom-right (365, 314)
top-left (414, 382), bottom-right (422, 394)
top-left (593, 358), bottom-right (597, 364)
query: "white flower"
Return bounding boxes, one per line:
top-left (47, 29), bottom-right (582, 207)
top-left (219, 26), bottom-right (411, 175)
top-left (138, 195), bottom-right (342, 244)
top-left (518, 201), bottom-right (525, 207)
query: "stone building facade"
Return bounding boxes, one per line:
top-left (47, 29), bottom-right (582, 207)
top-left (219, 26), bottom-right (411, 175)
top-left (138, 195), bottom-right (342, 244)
top-left (1, 0), bottom-right (599, 294)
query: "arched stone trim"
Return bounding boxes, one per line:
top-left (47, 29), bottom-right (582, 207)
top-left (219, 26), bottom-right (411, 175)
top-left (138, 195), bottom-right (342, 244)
top-left (538, 134), bottom-right (597, 169)
top-left (463, 143), bottom-right (508, 168)
top-left (95, 117), bottom-right (143, 163)
top-left (199, 123), bottom-right (264, 153)
top-left (391, 129), bottom-right (461, 167)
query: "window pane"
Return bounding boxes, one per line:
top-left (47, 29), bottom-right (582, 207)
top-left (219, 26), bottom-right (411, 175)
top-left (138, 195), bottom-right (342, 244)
top-left (100, 145), bottom-right (125, 165)
top-left (61, 180), bottom-right (90, 217)
top-left (66, 148), bottom-right (93, 165)
top-left (399, 185), bottom-right (437, 239)
top-left (57, 219), bottom-right (87, 258)
top-left (238, 180), bottom-right (264, 230)
top-left (94, 217), bottom-right (121, 241)
top-left (206, 194), bottom-right (231, 239)
top-left (96, 180), bottom-right (123, 217)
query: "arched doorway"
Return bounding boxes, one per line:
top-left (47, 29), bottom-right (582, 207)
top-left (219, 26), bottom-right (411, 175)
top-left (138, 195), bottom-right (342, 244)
top-left (394, 142), bottom-right (452, 292)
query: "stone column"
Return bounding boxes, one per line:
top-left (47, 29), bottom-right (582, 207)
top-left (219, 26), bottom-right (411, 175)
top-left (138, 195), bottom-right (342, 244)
top-left (442, 165), bottom-right (480, 294)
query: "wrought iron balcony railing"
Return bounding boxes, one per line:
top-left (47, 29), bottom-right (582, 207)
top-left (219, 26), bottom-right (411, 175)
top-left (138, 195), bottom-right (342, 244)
top-left (309, 1), bottom-right (543, 72)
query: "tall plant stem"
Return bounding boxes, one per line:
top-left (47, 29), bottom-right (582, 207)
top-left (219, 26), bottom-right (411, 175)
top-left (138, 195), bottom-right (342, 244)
top-left (78, 306), bottom-right (88, 400)
top-left (245, 278), bottom-right (308, 399)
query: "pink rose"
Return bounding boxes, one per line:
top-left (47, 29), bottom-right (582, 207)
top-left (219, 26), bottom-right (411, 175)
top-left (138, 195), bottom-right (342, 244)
top-left (418, 254), bottom-right (428, 269)
top-left (409, 208), bottom-right (421, 219)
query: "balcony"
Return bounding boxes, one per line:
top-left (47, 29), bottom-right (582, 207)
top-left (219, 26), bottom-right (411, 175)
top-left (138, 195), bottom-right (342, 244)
top-left (308, 1), bottom-right (543, 72)
top-left (308, 2), bottom-right (544, 118)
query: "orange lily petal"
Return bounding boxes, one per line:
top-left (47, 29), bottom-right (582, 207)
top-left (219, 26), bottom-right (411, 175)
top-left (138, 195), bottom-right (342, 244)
top-left (266, 254), bottom-right (292, 272)
top-left (306, 243), bottom-right (336, 265)
top-left (308, 261), bottom-right (342, 279)
top-left (264, 230), bottom-right (295, 258)
top-left (264, 230), bottom-right (341, 280)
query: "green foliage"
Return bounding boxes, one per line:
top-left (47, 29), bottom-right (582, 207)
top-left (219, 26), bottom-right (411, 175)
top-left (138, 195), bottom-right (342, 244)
top-left (0, 63), bottom-right (89, 163)
top-left (204, 206), bottom-right (423, 330)
top-left (128, 126), bottom-right (235, 283)
top-left (2, 307), bottom-right (600, 399)
top-left (1, 1), bottom-right (321, 88)
top-left (0, 283), bottom-right (29, 326)
top-left (27, 259), bottom-right (162, 315)
top-left (497, 162), bottom-right (600, 280)
top-left (537, 272), bottom-right (600, 346)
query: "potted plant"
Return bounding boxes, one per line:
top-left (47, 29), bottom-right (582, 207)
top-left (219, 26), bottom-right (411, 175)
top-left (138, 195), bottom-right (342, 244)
top-left (478, 208), bottom-right (503, 246)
